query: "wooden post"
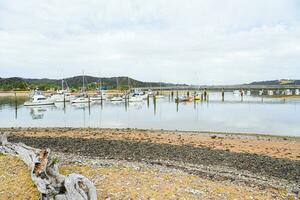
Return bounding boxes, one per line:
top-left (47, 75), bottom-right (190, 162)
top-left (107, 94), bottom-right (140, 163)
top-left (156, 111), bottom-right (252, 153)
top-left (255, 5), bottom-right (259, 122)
top-left (222, 88), bottom-right (224, 101)
top-left (204, 88), bottom-right (207, 101)
top-left (14, 92), bottom-right (17, 119)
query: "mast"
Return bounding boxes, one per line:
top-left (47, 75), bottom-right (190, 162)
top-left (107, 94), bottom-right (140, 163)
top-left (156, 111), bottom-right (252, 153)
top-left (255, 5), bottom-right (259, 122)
top-left (82, 71), bottom-right (85, 92)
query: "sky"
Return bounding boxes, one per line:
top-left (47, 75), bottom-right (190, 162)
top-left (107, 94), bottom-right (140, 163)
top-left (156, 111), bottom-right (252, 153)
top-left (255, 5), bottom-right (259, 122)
top-left (0, 0), bottom-right (300, 85)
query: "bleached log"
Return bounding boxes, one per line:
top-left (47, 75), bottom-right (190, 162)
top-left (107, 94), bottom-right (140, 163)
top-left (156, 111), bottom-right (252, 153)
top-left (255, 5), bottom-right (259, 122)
top-left (0, 133), bottom-right (97, 200)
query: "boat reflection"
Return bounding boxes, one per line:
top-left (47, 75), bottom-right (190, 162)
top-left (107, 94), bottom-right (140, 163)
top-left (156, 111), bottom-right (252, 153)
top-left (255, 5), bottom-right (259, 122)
top-left (28, 106), bottom-right (49, 120)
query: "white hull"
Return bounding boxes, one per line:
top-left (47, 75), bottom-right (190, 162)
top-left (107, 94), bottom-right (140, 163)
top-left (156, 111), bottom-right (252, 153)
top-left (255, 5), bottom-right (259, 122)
top-left (129, 96), bottom-right (143, 102)
top-left (110, 97), bottom-right (123, 102)
top-left (155, 95), bottom-right (164, 99)
top-left (71, 97), bottom-right (90, 103)
top-left (24, 101), bottom-right (54, 106)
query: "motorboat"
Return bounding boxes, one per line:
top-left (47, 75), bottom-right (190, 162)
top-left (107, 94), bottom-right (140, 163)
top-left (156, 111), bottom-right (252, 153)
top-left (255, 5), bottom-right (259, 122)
top-left (24, 92), bottom-right (54, 106)
top-left (49, 90), bottom-right (74, 102)
top-left (90, 92), bottom-right (107, 101)
top-left (233, 90), bottom-right (240, 96)
top-left (268, 90), bottom-right (274, 96)
top-left (154, 95), bottom-right (164, 99)
top-left (71, 72), bottom-right (90, 103)
top-left (175, 95), bottom-right (193, 103)
top-left (71, 92), bottom-right (90, 103)
top-left (110, 96), bottom-right (123, 102)
top-left (128, 95), bottom-right (143, 102)
top-left (147, 89), bottom-right (154, 97)
top-left (193, 93), bottom-right (201, 100)
top-left (285, 89), bottom-right (292, 95)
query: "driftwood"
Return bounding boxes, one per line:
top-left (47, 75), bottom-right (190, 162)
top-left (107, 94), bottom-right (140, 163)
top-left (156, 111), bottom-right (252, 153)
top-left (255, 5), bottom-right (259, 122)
top-left (0, 133), bottom-right (97, 200)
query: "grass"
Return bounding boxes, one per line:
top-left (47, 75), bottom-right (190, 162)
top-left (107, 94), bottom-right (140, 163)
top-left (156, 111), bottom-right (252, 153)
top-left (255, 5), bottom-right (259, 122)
top-left (0, 154), bottom-right (39, 200)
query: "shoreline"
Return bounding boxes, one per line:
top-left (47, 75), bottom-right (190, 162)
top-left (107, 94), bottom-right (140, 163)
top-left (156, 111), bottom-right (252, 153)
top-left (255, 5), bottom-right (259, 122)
top-left (1, 128), bottom-right (300, 199)
top-left (1, 90), bottom-right (300, 100)
top-left (1, 128), bottom-right (299, 160)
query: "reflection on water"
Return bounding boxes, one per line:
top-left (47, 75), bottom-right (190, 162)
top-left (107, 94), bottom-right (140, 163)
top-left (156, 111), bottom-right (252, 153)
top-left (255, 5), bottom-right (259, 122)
top-left (0, 92), bottom-right (299, 136)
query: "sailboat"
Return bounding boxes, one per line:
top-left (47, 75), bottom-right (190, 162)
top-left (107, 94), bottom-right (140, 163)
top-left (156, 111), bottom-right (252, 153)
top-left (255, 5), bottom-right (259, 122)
top-left (71, 72), bottom-right (90, 103)
top-left (110, 77), bottom-right (123, 102)
top-left (90, 78), bottom-right (107, 101)
top-left (49, 79), bottom-right (73, 102)
top-left (155, 81), bottom-right (164, 99)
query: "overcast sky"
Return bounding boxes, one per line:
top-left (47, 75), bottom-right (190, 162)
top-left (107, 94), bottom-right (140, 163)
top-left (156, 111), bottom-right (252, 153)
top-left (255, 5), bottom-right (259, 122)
top-left (0, 0), bottom-right (300, 84)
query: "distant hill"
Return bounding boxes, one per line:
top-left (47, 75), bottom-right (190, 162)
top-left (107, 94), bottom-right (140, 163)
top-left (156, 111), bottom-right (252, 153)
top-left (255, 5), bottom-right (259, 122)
top-left (248, 79), bottom-right (300, 85)
top-left (0, 76), bottom-right (186, 91)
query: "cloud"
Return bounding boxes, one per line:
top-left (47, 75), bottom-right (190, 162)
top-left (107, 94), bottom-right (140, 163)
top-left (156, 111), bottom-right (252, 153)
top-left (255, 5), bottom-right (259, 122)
top-left (0, 0), bottom-right (300, 84)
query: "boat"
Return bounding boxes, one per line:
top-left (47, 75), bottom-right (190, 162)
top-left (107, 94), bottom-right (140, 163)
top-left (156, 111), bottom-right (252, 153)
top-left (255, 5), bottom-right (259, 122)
top-left (49, 79), bottom-right (74, 102)
top-left (71, 96), bottom-right (90, 103)
top-left (110, 96), bottom-right (123, 102)
top-left (90, 92), bottom-right (107, 101)
top-left (233, 90), bottom-right (240, 96)
top-left (147, 89), bottom-right (154, 97)
top-left (155, 95), bottom-right (164, 99)
top-left (128, 95), bottom-right (143, 102)
top-left (268, 90), bottom-right (274, 96)
top-left (285, 89), bottom-right (292, 95)
top-left (193, 93), bottom-right (201, 100)
top-left (246, 90), bottom-right (251, 96)
top-left (71, 72), bottom-right (90, 103)
top-left (175, 95), bottom-right (193, 103)
top-left (295, 89), bottom-right (300, 95)
top-left (24, 91), bottom-right (54, 106)
top-left (131, 88), bottom-right (148, 100)
top-left (109, 77), bottom-right (124, 102)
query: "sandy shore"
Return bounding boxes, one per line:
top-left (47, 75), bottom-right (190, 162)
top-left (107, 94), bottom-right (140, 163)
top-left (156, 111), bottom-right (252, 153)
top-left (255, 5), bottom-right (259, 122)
top-left (1, 128), bottom-right (300, 199)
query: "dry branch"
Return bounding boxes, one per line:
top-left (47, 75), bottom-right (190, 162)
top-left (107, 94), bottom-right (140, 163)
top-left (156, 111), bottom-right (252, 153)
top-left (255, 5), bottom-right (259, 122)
top-left (0, 133), bottom-right (97, 200)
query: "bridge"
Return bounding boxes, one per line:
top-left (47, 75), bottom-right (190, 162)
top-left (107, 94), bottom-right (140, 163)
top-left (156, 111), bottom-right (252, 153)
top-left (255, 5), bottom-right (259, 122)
top-left (134, 84), bottom-right (300, 91)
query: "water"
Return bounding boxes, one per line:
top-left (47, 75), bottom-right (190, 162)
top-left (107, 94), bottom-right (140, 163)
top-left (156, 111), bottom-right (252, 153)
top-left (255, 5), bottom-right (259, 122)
top-left (0, 92), bottom-right (299, 136)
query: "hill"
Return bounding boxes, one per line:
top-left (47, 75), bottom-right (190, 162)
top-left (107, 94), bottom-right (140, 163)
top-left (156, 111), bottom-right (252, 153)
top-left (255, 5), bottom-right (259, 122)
top-left (249, 79), bottom-right (300, 85)
top-left (0, 76), bottom-right (186, 91)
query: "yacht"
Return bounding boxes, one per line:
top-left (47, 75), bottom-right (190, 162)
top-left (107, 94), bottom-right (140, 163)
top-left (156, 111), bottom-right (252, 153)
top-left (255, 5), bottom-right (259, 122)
top-left (128, 95), bottom-right (143, 102)
top-left (175, 95), bottom-right (193, 103)
top-left (71, 72), bottom-right (90, 103)
top-left (110, 96), bottom-right (123, 102)
top-left (90, 92), bottom-right (107, 101)
top-left (24, 91), bottom-right (54, 106)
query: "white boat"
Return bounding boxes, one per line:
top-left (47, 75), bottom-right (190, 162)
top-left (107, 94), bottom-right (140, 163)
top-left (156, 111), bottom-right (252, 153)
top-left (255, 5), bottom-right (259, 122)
top-left (246, 90), bottom-right (251, 96)
top-left (268, 90), bottom-right (274, 96)
top-left (155, 95), bottom-right (164, 99)
top-left (233, 90), bottom-right (240, 96)
top-left (71, 97), bottom-right (90, 103)
top-left (49, 80), bottom-right (73, 102)
top-left (175, 95), bottom-right (193, 103)
top-left (49, 91), bottom-right (74, 102)
top-left (295, 89), bottom-right (300, 95)
top-left (110, 96), bottom-right (123, 102)
top-left (285, 89), bottom-right (292, 95)
top-left (128, 96), bottom-right (143, 102)
top-left (90, 92), bottom-right (107, 101)
top-left (71, 72), bottom-right (90, 103)
top-left (259, 90), bottom-right (264, 96)
top-left (24, 93), bottom-right (54, 106)
top-left (147, 89), bottom-right (154, 97)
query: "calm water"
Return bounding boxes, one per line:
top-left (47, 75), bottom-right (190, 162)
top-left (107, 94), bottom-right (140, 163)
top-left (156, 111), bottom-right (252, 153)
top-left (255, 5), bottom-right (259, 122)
top-left (0, 92), bottom-right (299, 136)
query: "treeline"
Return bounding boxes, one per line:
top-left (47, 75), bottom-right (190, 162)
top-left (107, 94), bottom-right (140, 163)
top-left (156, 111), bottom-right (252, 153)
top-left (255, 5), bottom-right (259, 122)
top-left (0, 76), bottom-right (185, 91)
top-left (250, 79), bottom-right (300, 85)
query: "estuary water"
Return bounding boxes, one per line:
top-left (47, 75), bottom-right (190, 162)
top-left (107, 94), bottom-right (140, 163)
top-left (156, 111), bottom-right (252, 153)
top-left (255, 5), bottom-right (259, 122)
top-left (0, 92), bottom-right (299, 136)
